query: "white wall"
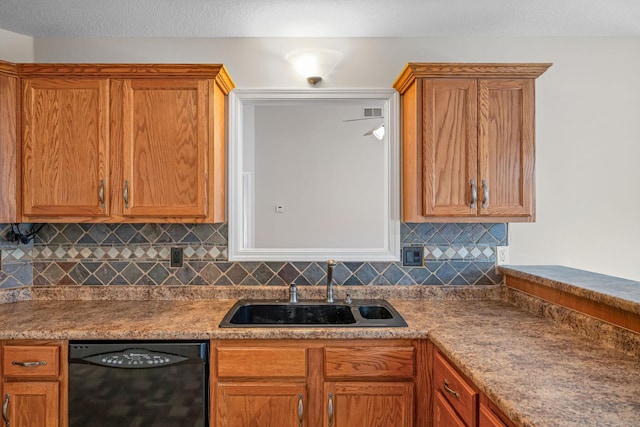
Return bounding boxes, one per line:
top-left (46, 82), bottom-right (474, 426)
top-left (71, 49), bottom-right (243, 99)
top-left (251, 102), bottom-right (385, 248)
top-left (27, 36), bottom-right (640, 281)
top-left (0, 29), bottom-right (34, 62)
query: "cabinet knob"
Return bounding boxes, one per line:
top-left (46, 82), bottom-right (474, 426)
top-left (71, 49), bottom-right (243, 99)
top-left (298, 393), bottom-right (304, 427)
top-left (327, 393), bottom-right (333, 427)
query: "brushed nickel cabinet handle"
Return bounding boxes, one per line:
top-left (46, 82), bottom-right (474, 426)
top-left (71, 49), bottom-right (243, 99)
top-left (2, 393), bottom-right (9, 427)
top-left (99, 179), bottom-right (105, 208)
top-left (470, 179), bottom-right (477, 209)
top-left (11, 361), bottom-right (47, 367)
top-left (123, 180), bottom-right (129, 209)
top-left (298, 393), bottom-right (303, 427)
top-left (327, 393), bottom-right (333, 427)
top-left (443, 379), bottom-right (460, 399)
top-left (482, 179), bottom-right (489, 209)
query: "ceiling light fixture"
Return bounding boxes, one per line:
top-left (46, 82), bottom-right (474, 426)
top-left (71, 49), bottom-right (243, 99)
top-left (285, 48), bottom-right (343, 86)
top-left (364, 124), bottom-right (385, 140)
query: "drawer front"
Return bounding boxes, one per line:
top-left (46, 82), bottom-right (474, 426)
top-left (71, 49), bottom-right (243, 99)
top-left (217, 347), bottom-right (307, 379)
top-left (3, 345), bottom-right (60, 378)
top-left (434, 352), bottom-right (477, 427)
top-left (325, 346), bottom-right (415, 379)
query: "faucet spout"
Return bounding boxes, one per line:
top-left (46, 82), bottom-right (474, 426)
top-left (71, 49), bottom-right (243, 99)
top-left (326, 259), bottom-right (336, 303)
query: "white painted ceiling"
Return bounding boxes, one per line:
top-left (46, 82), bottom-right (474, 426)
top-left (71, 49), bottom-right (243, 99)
top-left (1, 0), bottom-right (639, 38)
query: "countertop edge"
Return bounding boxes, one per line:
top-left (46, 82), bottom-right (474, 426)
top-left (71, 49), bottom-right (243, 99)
top-left (499, 265), bottom-right (640, 315)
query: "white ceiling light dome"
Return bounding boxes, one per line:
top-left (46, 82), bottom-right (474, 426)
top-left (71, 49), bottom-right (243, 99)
top-left (285, 48), bottom-right (344, 85)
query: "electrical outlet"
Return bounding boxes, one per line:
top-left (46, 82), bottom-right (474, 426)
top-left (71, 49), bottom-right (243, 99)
top-left (496, 246), bottom-right (509, 266)
top-left (402, 246), bottom-right (423, 267)
top-left (170, 247), bottom-right (183, 268)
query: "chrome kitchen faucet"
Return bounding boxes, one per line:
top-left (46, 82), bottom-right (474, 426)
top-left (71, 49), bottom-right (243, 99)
top-left (326, 259), bottom-right (336, 303)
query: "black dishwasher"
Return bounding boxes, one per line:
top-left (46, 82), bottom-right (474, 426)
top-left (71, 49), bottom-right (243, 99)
top-left (69, 341), bottom-right (208, 427)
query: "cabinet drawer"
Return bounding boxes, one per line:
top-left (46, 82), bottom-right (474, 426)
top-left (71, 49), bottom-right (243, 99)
top-left (3, 345), bottom-right (60, 378)
top-left (217, 347), bottom-right (307, 379)
top-left (434, 352), bottom-right (477, 427)
top-left (324, 346), bottom-right (415, 379)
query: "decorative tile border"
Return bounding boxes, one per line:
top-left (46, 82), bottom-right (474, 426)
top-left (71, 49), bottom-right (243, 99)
top-left (31, 244), bottom-right (227, 261)
top-left (402, 223), bottom-right (506, 264)
top-left (2, 222), bottom-right (507, 287)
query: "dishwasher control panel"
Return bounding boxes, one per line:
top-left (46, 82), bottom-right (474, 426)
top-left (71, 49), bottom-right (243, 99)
top-left (83, 349), bottom-right (187, 368)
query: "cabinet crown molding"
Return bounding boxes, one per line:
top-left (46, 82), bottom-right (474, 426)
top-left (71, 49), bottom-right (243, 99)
top-left (17, 63), bottom-right (235, 91)
top-left (0, 60), bottom-right (18, 76)
top-left (393, 62), bottom-right (552, 94)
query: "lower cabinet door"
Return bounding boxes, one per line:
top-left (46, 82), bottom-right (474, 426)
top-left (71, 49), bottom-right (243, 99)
top-left (324, 382), bottom-right (414, 427)
top-left (434, 392), bottom-right (466, 427)
top-left (216, 383), bottom-right (306, 427)
top-left (479, 402), bottom-right (508, 427)
top-left (2, 382), bottom-right (59, 427)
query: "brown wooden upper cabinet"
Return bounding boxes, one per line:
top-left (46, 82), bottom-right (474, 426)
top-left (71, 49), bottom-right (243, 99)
top-left (0, 61), bottom-right (19, 223)
top-left (20, 64), bottom-right (234, 223)
top-left (393, 63), bottom-right (551, 222)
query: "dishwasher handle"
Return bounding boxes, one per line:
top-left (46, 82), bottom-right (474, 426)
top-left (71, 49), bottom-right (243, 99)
top-left (70, 349), bottom-right (195, 369)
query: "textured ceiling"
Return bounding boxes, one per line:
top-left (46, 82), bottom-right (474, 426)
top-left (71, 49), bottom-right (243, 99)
top-left (1, 0), bottom-right (639, 38)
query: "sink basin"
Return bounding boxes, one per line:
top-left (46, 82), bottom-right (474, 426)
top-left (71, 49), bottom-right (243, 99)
top-left (219, 299), bottom-right (407, 328)
top-left (226, 303), bottom-right (356, 325)
top-left (358, 305), bottom-right (394, 320)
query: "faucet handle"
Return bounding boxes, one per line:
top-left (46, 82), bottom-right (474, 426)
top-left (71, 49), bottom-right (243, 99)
top-left (289, 283), bottom-right (298, 303)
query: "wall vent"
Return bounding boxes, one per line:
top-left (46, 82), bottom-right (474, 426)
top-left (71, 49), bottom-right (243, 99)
top-left (363, 107), bottom-right (383, 118)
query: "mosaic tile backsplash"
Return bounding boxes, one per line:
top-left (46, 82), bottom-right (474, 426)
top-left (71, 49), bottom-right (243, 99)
top-left (0, 222), bottom-right (506, 288)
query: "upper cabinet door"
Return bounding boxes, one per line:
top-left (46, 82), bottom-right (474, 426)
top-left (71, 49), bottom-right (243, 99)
top-left (115, 79), bottom-right (209, 218)
top-left (478, 79), bottom-right (535, 218)
top-left (0, 63), bottom-right (19, 223)
top-left (422, 79), bottom-right (478, 217)
top-left (22, 78), bottom-right (109, 217)
top-left (393, 63), bottom-right (550, 223)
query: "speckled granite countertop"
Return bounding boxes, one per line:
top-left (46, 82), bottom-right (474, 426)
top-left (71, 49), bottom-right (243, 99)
top-left (0, 295), bottom-right (638, 427)
top-left (417, 299), bottom-right (640, 427)
top-left (500, 265), bottom-right (640, 315)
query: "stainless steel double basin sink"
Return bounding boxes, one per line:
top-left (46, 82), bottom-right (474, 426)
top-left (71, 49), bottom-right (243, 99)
top-left (219, 299), bottom-right (407, 328)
